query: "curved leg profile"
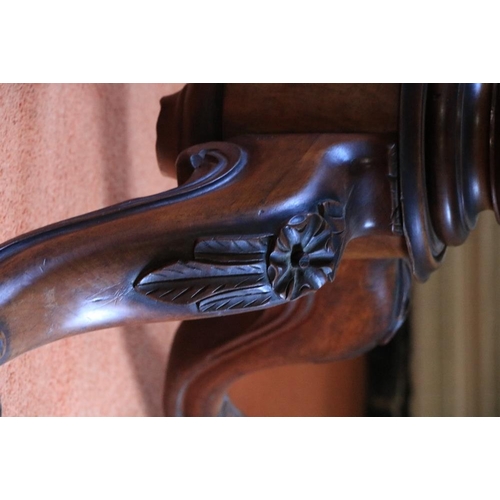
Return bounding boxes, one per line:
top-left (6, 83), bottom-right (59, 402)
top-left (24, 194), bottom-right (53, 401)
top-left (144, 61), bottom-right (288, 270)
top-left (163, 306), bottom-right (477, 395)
top-left (164, 258), bottom-right (410, 416)
top-left (0, 133), bottom-right (401, 366)
top-left (2, 83), bottom-right (500, 416)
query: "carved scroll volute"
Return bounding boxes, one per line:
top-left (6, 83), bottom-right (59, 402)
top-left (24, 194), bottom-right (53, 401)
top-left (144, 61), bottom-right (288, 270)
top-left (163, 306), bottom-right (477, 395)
top-left (0, 133), bottom-right (400, 367)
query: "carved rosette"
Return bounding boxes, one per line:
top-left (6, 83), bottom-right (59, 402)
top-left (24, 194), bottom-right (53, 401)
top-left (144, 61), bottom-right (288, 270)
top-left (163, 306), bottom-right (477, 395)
top-left (268, 201), bottom-right (345, 300)
top-left (135, 199), bottom-right (346, 311)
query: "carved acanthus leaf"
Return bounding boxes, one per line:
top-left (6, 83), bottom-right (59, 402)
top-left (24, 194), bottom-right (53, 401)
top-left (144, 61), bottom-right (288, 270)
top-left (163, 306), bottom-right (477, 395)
top-left (194, 236), bottom-right (268, 263)
top-left (198, 287), bottom-right (273, 312)
top-left (136, 260), bottom-right (268, 306)
top-left (135, 199), bottom-right (347, 310)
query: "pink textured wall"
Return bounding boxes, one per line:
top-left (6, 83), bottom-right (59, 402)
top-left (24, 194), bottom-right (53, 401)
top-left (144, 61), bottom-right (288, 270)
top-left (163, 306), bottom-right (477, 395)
top-left (0, 84), bottom-right (183, 416)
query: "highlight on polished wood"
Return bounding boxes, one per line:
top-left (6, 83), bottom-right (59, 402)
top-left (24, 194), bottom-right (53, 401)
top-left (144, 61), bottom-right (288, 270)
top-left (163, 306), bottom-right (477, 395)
top-left (0, 83), bottom-right (498, 416)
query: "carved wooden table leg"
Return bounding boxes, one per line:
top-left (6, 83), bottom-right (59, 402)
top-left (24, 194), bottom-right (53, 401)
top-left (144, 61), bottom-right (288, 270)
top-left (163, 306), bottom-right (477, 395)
top-left (1, 83), bottom-right (498, 416)
top-left (165, 259), bottom-right (410, 416)
top-left (0, 131), bottom-right (401, 368)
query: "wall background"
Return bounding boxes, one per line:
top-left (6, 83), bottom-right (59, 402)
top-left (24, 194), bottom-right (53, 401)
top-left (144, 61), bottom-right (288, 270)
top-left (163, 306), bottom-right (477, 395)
top-left (0, 84), bottom-right (182, 416)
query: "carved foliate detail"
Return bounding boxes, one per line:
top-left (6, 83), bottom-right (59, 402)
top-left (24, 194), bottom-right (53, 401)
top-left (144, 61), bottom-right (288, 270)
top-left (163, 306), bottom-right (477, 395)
top-left (136, 200), bottom-right (346, 310)
top-left (268, 201), bottom-right (346, 300)
top-left (136, 236), bottom-right (275, 312)
top-left (194, 236), bottom-right (268, 263)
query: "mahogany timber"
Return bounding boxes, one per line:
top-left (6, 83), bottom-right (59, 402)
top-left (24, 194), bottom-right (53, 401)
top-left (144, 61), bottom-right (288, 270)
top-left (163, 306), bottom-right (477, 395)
top-left (1, 83), bottom-right (499, 416)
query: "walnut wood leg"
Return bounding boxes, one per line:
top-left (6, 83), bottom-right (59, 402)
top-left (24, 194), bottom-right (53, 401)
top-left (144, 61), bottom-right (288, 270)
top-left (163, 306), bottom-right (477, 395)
top-left (164, 258), bottom-right (410, 416)
top-left (3, 83), bottom-right (497, 416)
top-left (0, 133), bottom-right (403, 366)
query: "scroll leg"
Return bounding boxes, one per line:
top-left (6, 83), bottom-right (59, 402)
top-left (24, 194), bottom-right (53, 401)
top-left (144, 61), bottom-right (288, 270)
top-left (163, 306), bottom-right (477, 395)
top-left (0, 133), bottom-right (402, 368)
top-left (164, 258), bottom-right (411, 416)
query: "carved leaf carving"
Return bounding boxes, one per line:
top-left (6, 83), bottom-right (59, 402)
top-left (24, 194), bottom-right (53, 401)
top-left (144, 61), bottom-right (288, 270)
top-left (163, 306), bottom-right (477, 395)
top-left (136, 261), bottom-right (268, 305)
top-left (194, 236), bottom-right (268, 263)
top-left (135, 199), bottom-right (347, 311)
top-left (198, 287), bottom-right (274, 312)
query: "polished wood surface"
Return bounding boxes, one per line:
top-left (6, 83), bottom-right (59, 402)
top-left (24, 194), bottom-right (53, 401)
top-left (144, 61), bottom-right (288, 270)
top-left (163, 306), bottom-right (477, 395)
top-left (222, 83), bottom-right (400, 136)
top-left (0, 132), bottom-right (404, 367)
top-left (399, 83), bottom-right (499, 279)
top-left (164, 259), bottom-right (409, 416)
top-left (1, 83), bottom-right (498, 416)
top-left (156, 83), bottom-right (400, 177)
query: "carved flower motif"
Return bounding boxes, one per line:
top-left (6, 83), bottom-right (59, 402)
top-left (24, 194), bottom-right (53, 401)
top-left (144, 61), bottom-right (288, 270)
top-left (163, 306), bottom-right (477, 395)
top-left (268, 210), bottom-right (344, 300)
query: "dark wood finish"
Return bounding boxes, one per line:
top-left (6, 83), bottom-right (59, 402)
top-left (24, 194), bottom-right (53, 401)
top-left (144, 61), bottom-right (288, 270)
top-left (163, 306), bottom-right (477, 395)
top-left (0, 132), bottom-right (403, 367)
top-left (164, 259), bottom-right (410, 417)
top-left (1, 83), bottom-right (498, 415)
top-left (156, 84), bottom-right (223, 177)
top-left (399, 83), bottom-right (499, 280)
top-left (156, 84), bottom-right (401, 176)
top-left (222, 84), bottom-right (401, 136)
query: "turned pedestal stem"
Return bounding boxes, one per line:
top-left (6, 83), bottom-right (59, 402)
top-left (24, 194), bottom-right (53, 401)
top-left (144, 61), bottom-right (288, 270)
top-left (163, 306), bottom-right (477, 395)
top-left (400, 83), bottom-right (500, 280)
